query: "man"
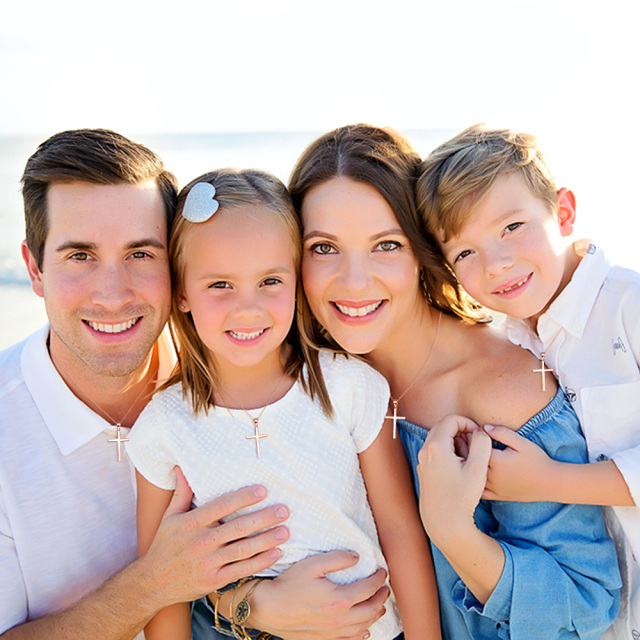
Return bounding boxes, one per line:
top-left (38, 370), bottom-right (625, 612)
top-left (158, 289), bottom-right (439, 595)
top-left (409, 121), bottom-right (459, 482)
top-left (0, 129), bottom-right (290, 639)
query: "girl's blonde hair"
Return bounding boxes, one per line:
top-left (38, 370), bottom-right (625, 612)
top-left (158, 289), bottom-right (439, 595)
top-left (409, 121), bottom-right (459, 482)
top-left (289, 123), bottom-right (487, 357)
top-left (164, 168), bottom-right (332, 417)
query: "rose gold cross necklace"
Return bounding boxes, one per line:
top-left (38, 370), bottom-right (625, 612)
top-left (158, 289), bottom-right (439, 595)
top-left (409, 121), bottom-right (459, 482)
top-left (533, 327), bottom-right (563, 392)
top-left (86, 378), bottom-right (154, 461)
top-left (221, 376), bottom-right (287, 458)
top-left (386, 311), bottom-right (442, 439)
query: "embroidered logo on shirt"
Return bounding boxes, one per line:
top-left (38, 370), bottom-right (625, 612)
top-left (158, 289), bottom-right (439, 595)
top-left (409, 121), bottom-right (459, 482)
top-left (564, 387), bottom-right (577, 402)
top-left (612, 337), bottom-right (627, 355)
top-left (596, 453), bottom-right (609, 462)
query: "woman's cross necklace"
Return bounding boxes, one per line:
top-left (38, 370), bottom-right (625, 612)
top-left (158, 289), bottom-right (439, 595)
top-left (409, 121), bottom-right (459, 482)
top-left (385, 311), bottom-right (442, 438)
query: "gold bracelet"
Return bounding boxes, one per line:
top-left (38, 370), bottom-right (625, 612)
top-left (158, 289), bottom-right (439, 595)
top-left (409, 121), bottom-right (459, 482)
top-left (215, 577), bottom-right (250, 638)
top-left (230, 577), bottom-right (272, 640)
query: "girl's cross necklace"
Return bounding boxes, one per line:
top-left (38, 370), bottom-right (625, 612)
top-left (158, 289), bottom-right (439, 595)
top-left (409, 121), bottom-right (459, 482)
top-left (385, 311), bottom-right (442, 439)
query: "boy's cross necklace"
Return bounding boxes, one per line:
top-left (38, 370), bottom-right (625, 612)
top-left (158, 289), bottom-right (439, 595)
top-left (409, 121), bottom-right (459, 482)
top-left (532, 328), bottom-right (563, 392)
top-left (385, 312), bottom-right (441, 438)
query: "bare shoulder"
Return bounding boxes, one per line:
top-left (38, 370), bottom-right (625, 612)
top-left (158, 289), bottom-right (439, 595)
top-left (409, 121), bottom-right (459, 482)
top-left (455, 322), bottom-right (556, 430)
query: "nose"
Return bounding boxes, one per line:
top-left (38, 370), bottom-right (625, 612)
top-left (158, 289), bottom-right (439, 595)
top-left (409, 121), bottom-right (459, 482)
top-left (91, 262), bottom-right (135, 309)
top-left (339, 252), bottom-right (373, 292)
top-left (233, 288), bottom-right (263, 320)
top-left (482, 244), bottom-right (513, 277)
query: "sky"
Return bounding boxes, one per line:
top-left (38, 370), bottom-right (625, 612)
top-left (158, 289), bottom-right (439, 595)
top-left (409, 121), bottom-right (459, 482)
top-left (0, 0), bottom-right (638, 259)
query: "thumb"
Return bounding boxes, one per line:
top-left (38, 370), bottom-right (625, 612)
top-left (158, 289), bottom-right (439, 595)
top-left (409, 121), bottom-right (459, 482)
top-left (484, 424), bottom-right (523, 451)
top-left (163, 466), bottom-right (194, 520)
top-left (298, 549), bottom-right (362, 578)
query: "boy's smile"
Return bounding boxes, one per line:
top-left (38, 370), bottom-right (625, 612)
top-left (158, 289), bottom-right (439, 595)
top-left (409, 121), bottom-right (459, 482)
top-left (439, 172), bottom-right (578, 326)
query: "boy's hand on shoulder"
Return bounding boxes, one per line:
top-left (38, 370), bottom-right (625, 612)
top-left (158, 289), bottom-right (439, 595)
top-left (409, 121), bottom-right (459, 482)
top-left (483, 425), bottom-right (556, 502)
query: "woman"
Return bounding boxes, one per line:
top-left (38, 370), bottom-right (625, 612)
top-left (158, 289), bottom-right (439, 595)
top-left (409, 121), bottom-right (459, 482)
top-left (285, 124), bottom-right (620, 639)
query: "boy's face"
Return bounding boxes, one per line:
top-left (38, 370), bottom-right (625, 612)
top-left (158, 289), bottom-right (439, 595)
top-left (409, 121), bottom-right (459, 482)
top-left (438, 172), bottom-right (576, 325)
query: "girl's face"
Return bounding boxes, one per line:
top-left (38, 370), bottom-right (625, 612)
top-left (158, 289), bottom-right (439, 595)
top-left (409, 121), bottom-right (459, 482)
top-left (178, 206), bottom-right (297, 375)
top-left (301, 176), bottom-right (422, 355)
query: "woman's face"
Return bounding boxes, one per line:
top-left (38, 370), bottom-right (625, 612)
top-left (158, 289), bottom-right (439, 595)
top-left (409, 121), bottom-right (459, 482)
top-left (301, 176), bottom-right (422, 355)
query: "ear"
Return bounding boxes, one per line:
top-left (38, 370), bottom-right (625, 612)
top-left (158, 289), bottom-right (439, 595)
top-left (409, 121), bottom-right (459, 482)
top-left (177, 292), bottom-right (190, 313)
top-left (21, 241), bottom-right (45, 298)
top-left (555, 188), bottom-right (576, 237)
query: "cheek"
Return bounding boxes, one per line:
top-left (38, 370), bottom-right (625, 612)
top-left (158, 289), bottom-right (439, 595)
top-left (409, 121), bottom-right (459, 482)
top-left (301, 260), bottom-right (327, 312)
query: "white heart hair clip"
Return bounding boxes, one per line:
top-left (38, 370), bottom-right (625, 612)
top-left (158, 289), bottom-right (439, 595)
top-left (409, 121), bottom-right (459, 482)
top-left (182, 182), bottom-right (220, 223)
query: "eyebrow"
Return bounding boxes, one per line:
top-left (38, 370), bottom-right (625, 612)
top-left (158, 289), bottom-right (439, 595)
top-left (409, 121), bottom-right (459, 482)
top-left (302, 228), bottom-right (406, 242)
top-left (54, 238), bottom-right (167, 253)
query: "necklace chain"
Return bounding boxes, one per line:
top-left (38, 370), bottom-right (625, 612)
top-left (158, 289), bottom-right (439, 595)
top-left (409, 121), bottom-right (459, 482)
top-left (220, 375), bottom-right (288, 458)
top-left (86, 377), bottom-right (154, 462)
top-left (385, 311), bottom-right (442, 438)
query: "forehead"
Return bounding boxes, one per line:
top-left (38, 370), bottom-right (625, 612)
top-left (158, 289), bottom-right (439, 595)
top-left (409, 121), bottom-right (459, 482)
top-left (301, 176), bottom-right (398, 232)
top-left (183, 205), bottom-right (296, 269)
top-left (45, 179), bottom-right (167, 247)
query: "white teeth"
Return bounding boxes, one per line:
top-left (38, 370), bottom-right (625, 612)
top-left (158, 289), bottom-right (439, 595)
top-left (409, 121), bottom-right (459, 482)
top-left (498, 276), bottom-right (529, 294)
top-left (87, 318), bottom-right (138, 334)
top-left (335, 301), bottom-right (383, 317)
top-left (230, 329), bottom-right (265, 341)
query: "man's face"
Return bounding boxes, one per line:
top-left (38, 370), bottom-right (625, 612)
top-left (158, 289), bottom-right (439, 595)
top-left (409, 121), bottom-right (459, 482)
top-left (23, 179), bottom-right (171, 384)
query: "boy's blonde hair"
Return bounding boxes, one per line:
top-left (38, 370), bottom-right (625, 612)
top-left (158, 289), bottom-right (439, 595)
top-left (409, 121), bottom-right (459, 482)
top-left (164, 168), bottom-right (332, 417)
top-left (289, 123), bottom-right (488, 337)
top-left (417, 124), bottom-right (558, 241)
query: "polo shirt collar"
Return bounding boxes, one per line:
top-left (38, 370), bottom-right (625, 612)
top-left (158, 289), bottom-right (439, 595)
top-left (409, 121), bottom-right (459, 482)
top-left (21, 325), bottom-right (109, 456)
top-left (20, 326), bottom-right (175, 457)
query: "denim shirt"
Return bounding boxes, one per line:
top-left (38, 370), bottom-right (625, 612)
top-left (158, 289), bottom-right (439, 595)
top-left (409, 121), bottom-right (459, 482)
top-left (398, 387), bottom-right (621, 640)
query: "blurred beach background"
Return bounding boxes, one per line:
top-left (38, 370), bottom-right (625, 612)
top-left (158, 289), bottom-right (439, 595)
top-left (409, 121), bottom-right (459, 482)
top-left (1, 0), bottom-right (638, 350)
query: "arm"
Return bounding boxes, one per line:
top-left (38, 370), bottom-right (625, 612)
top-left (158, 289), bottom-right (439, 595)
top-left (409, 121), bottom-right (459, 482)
top-left (418, 415), bottom-right (505, 604)
top-left (422, 415), bottom-right (620, 639)
top-left (136, 470), bottom-right (190, 640)
top-left (1, 475), bottom-right (289, 640)
top-left (358, 422), bottom-right (441, 639)
top-left (483, 425), bottom-right (635, 505)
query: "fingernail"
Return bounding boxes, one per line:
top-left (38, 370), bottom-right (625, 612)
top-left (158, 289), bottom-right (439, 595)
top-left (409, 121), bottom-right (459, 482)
top-left (275, 526), bottom-right (288, 541)
top-left (275, 506), bottom-right (288, 519)
top-left (254, 486), bottom-right (267, 498)
top-left (350, 551), bottom-right (359, 560)
top-left (269, 548), bottom-right (282, 559)
top-left (363, 632), bottom-right (371, 640)
top-left (484, 424), bottom-right (495, 433)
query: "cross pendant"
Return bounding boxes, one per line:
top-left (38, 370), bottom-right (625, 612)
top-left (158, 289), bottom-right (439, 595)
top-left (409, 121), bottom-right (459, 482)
top-left (108, 424), bottom-right (130, 462)
top-left (533, 351), bottom-right (553, 392)
top-left (384, 399), bottom-right (405, 439)
top-left (247, 418), bottom-right (268, 458)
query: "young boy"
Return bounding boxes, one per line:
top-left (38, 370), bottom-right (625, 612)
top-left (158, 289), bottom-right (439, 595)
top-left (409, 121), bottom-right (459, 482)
top-left (416, 124), bottom-right (639, 638)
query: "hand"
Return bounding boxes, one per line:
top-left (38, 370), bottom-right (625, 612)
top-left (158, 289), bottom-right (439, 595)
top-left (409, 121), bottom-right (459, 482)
top-left (141, 468), bottom-right (290, 609)
top-left (483, 425), bottom-right (556, 502)
top-left (250, 551), bottom-right (389, 640)
top-left (417, 415), bottom-right (491, 545)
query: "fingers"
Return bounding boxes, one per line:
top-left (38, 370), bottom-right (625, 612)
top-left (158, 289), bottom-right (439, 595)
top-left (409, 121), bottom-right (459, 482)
top-left (191, 485), bottom-right (272, 528)
top-left (293, 549), bottom-right (362, 578)
top-left (163, 466), bottom-right (193, 518)
top-left (484, 424), bottom-right (523, 450)
top-left (466, 429), bottom-right (493, 472)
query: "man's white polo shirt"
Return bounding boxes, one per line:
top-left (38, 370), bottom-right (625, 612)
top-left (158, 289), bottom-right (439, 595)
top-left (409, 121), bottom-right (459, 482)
top-left (0, 325), bottom-right (174, 633)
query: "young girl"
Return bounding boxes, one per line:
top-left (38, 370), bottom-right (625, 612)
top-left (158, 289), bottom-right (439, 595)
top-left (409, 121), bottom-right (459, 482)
top-left (126, 168), bottom-right (439, 640)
